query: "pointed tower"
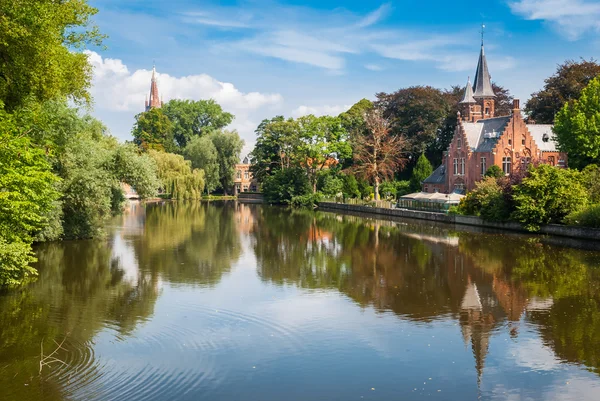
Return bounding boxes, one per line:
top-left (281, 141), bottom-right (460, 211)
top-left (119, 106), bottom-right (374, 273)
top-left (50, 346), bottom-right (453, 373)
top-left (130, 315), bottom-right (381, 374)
top-left (145, 65), bottom-right (163, 111)
top-left (460, 76), bottom-right (480, 122)
top-left (472, 30), bottom-right (495, 119)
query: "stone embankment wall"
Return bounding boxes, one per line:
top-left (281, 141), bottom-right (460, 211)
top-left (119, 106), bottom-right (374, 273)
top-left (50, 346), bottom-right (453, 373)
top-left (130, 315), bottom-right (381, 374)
top-left (318, 202), bottom-right (600, 241)
top-left (238, 193), bottom-right (265, 204)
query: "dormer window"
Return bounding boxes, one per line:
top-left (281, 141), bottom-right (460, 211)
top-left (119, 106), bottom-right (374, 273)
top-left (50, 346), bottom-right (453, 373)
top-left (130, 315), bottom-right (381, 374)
top-left (542, 133), bottom-right (550, 143)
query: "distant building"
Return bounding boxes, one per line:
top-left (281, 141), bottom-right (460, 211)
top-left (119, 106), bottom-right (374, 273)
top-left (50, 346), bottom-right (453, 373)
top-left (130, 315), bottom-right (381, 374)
top-left (144, 65), bottom-right (163, 111)
top-left (234, 156), bottom-right (257, 194)
top-left (423, 39), bottom-right (567, 194)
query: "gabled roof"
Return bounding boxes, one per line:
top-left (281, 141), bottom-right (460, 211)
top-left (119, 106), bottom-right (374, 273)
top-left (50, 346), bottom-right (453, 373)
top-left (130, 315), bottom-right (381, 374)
top-left (526, 124), bottom-right (558, 152)
top-left (460, 77), bottom-right (476, 104)
top-left (462, 116), bottom-right (510, 152)
top-left (472, 45), bottom-right (495, 98)
top-left (423, 164), bottom-right (446, 184)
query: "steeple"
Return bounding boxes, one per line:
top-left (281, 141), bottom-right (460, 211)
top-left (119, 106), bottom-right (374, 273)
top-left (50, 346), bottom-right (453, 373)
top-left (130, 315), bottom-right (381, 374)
top-left (145, 64), bottom-right (163, 111)
top-left (460, 77), bottom-right (476, 104)
top-left (472, 28), bottom-right (495, 99)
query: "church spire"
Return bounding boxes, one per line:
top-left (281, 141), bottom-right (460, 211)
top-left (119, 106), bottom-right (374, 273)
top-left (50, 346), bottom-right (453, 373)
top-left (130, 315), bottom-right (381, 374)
top-left (145, 64), bottom-right (162, 111)
top-left (472, 26), bottom-right (495, 99)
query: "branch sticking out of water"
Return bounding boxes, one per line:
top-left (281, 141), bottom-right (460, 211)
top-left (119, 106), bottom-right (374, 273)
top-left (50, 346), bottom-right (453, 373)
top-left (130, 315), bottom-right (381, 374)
top-left (39, 337), bottom-right (69, 374)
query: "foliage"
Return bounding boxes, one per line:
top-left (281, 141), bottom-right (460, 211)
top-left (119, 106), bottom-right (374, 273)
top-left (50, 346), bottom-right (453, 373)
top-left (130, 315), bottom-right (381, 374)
top-left (262, 168), bottom-right (311, 204)
top-left (210, 130), bottom-right (244, 195)
top-left (357, 179), bottom-right (373, 199)
top-left (458, 177), bottom-right (511, 222)
top-left (162, 99), bottom-right (234, 148)
top-left (485, 165), bottom-right (504, 179)
top-left (0, 112), bottom-right (60, 286)
top-left (290, 193), bottom-right (322, 208)
top-left (339, 99), bottom-right (373, 136)
top-left (147, 150), bottom-right (205, 199)
top-left (111, 144), bottom-right (159, 199)
top-left (0, 0), bottom-right (105, 110)
top-left (525, 59), bottom-right (600, 124)
top-left (341, 174), bottom-right (360, 198)
top-left (410, 154), bottom-right (433, 192)
top-left (132, 108), bottom-right (175, 152)
top-left (379, 180), bottom-right (411, 199)
top-left (184, 136), bottom-right (220, 194)
top-left (350, 108), bottom-right (407, 200)
top-left (553, 77), bottom-right (600, 169)
top-left (564, 204), bottom-right (600, 228)
top-left (511, 165), bottom-right (589, 231)
top-left (249, 116), bottom-right (294, 183)
top-left (318, 174), bottom-right (344, 197)
top-left (581, 164), bottom-right (600, 203)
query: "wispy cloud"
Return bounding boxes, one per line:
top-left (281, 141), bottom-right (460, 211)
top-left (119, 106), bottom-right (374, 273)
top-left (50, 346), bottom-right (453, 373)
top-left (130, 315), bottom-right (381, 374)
top-left (356, 3), bottom-right (392, 28)
top-left (509, 0), bottom-right (600, 40)
top-left (365, 64), bottom-right (384, 71)
top-left (291, 104), bottom-right (352, 118)
top-left (182, 11), bottom-right (253, 29)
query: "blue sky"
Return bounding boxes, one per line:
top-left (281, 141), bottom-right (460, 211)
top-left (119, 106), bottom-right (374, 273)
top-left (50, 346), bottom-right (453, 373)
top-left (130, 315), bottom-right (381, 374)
top-left (87, 0), bottom-right (600, 154)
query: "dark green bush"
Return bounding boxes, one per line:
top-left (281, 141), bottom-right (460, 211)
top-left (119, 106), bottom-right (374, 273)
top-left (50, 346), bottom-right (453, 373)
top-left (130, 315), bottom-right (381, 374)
top-left (564, 204), bottom-right (600, 228)
top-left (290, 193), bottom-right (322, 208)
top-left (263, 168), bottom-right (311, 204)
top-left (457, 177), bottom-right (511, 222)
top-left (485, 165), bottom-right (504, 179)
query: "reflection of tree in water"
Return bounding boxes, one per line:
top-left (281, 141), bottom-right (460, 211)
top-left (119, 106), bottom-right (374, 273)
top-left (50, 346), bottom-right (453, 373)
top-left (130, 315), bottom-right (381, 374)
top-left (252, 209), bottom-right (600, 379)
top-left (129, 201), bottom-right (242, 286)
top-left (0, 240), bottom-right (159, 401)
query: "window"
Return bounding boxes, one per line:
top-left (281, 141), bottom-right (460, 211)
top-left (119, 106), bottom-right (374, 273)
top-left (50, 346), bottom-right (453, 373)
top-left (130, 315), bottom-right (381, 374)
top-left (460, 158), bottom-right (465, 176)
top-left (244, 171), bottom-right (249, 180)
top-left (558, 159), bottom-right (566, 167)
top-left (522, 137), bottom-right (526, 146)
top-left (457, 138), bottom-right (462, 149)
top-left (236, 170), bottom-right (241, 179)
top-left (235, 183), bottom-right (241, 193)
top-left (485, 107), bottom-right (490, 115)
top-left (542, 133), bottom-right (550, 143)
top-left (481, 157), bottom-right (486, 176)
top-left (502, 157), bottom-right (512, 174)
top-left (453, 158), bottom-right (458, 175)
top-left (243, 185), bottom-right (249, 192)
top-left (508, 139), bottom-right (512, 146)
top-left (548, 156), bottom-right (555, 166)
top-left (424, 185), bottom-right (429, 192)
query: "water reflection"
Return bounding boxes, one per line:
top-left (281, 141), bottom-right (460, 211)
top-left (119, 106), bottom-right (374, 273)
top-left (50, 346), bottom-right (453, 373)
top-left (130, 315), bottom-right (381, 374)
top-left (0, 202), bottom-right (599, 400)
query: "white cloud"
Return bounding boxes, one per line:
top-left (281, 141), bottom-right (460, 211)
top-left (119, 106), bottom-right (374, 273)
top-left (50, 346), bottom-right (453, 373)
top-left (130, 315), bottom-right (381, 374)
top-left (356, 3), bottom-right (392, 28)
top-left (365, 64), bottom-right (384, 71)
top-left (291, 104), bottom-right (351, 118)
top-left (85, 51), bottom-right (283, 155)
top-left (509, 0), bottom-right (600, 39)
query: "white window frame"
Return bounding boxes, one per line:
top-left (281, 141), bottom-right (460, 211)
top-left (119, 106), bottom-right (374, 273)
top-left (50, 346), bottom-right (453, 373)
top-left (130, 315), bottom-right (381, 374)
top-left (502, 157), bottom-right (511, 175)
top-left (460, 158), bottom-right (465, 176)
top-left (481, 157), bottom-right (486, 176)
top-left (453, 158), bottom-right (458, 175)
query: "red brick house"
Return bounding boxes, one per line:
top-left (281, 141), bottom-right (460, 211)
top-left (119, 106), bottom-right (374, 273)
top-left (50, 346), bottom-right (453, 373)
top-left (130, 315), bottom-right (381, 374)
top-left (423, 42), bottom-right (567, 194)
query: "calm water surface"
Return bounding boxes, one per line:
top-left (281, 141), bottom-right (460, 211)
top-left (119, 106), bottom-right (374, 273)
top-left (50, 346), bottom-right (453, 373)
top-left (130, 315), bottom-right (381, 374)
top-left (2, 202), bottom-right (600, 400)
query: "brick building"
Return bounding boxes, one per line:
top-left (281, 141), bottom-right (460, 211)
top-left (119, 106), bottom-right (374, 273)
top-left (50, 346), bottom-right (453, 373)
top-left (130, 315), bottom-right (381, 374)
top-left (423, 41), bottom-right (567, 194)
top-left (234, 157), bottom-right (258, 194)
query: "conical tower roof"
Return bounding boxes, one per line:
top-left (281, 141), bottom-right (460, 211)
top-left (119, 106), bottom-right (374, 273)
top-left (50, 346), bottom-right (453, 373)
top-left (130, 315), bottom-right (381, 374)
top-left (460, 76), bottom-right (476, 104)
top-left (472, 45), bottom-right (495, 98)
top-left (146, 65), bottom-right (162, 111)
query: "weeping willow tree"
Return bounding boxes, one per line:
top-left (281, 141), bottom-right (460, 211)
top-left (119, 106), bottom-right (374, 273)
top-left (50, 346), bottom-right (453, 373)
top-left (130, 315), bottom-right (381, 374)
top-left (148, 150), bottom-right (205, 199)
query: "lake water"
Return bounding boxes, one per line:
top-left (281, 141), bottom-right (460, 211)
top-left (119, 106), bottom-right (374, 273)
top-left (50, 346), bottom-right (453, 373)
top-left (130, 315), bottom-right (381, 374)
top-left (2, 201), bottom-right (600, 401)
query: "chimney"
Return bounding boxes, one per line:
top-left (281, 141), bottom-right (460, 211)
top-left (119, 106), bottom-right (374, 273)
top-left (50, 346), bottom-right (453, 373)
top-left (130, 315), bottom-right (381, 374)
top-left (512, 99), bottom-right (520, 112)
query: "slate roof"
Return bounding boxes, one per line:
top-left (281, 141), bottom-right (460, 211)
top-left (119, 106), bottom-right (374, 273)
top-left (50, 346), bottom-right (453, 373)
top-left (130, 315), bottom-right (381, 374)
top-left (460, 77), bottom-right (476, 104)
top-left (462, 116), bottom-right (510, 152)
top-left (526, 124), bottom-right (558, 152)
top-left (472, 45), bottom-right (495, 98)
top-left (423, 164), bottom-right (446, 184)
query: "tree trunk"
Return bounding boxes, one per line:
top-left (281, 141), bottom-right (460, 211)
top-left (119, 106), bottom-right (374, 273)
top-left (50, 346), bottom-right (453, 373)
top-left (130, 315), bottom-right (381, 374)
top-left (374, 177), bottom-right (380, 201)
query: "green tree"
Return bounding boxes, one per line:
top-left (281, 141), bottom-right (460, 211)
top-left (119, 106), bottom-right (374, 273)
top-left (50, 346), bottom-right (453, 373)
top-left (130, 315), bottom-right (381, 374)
top-left (485, 165), bottom-right (504, 179)
top-left (0, 0), bottom-right (105, 109)
top-left (210, 130), bottom-right (244, 195)
top-left (262, 167), bottom-right (311, 204)
top-left (132, 108), bottom-right (175, 152)
top-left (339, 99), bottom-right (373, 135)
top-left (553, 77), bottom-right (600, 169)
top-left (511, 165), bottom-right (589, 231)
top-left (458, 177), bottom-right (511, 221)
top-left (525, 59), bottom-right (600, 124)
top-left (581, 164), bottom-right (600, 203)
top-left (111, 144), bottom-right (159, 199)
top-left (162, 99), bottom-right (234, 148)
top-left (410, 154), bottom-right (433, 192)
top-left (184, 136), bottom-right (220, 194)
top-left (147, 150), bottom-right (205, 199)
top-left (250, 116), bottom-right (298, 183)
top-left (341, 174), bottom-right (360, 198)
top-left (0, 110), bottom-right (60, 287)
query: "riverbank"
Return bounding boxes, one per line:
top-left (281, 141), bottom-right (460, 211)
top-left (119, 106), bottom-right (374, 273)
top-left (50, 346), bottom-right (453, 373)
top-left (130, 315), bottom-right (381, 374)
top-left (319, 202), bottom-right (600, 241)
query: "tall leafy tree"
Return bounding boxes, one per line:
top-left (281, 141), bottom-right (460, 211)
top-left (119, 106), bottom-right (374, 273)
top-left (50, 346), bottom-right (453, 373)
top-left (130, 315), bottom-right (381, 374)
top-left (162, 99), bottom-right (234, 148)
top-left (250, 116), bottom-right (298, 184)
top-left (147, 150), bottom-right (205, 199)
top-left (210, 130), bottom-right (244, 195)
top-left (132, 108), bottom-right (175, 152)
top-left (339, 99), bottom-right (373, 135)
top-left (410, 154), bottom-right (433, 192)
top-left (350, 108), bottom-right (407, 200)
top-left (296, 115), bottom-right (352, 193)
top-left (0, 0), bottom-right (105, 109)
top-left (184, 136), bottom-right (220, 194)
top-left (525, 59), bottom-right (600, 124)
top-left (553, 77), bottom-right (600, 169)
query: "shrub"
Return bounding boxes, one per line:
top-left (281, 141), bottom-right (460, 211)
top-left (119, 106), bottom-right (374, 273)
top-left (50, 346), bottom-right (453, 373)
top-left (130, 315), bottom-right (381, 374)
top-left (396, 181), bottom-right (411, 197)
top-left (511, 164), bottom-right (589, 231)
top-left (581, 164), bottom-right (600, 203)
top-left (290, 193), bottom-right (322, 208)
top-left (564, 204), bottom-right (600, 228)
top-left (410, 154), bottom-right (433, 191)
top-left (457, 177), bottom-right (511, 221)
top-left (341, 174), bottom-right (360, 198)
top-left (319, 174), bottom-right (344, 197)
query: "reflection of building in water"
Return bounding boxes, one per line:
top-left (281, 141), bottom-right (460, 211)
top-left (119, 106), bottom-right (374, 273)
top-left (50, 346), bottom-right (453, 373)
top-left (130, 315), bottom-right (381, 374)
top-left (234, 203), bottom-right (256, 234)
top-left (121, 201), bottom-right (147, 235)
top-left (234, 156), bottom-right (258, 194)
